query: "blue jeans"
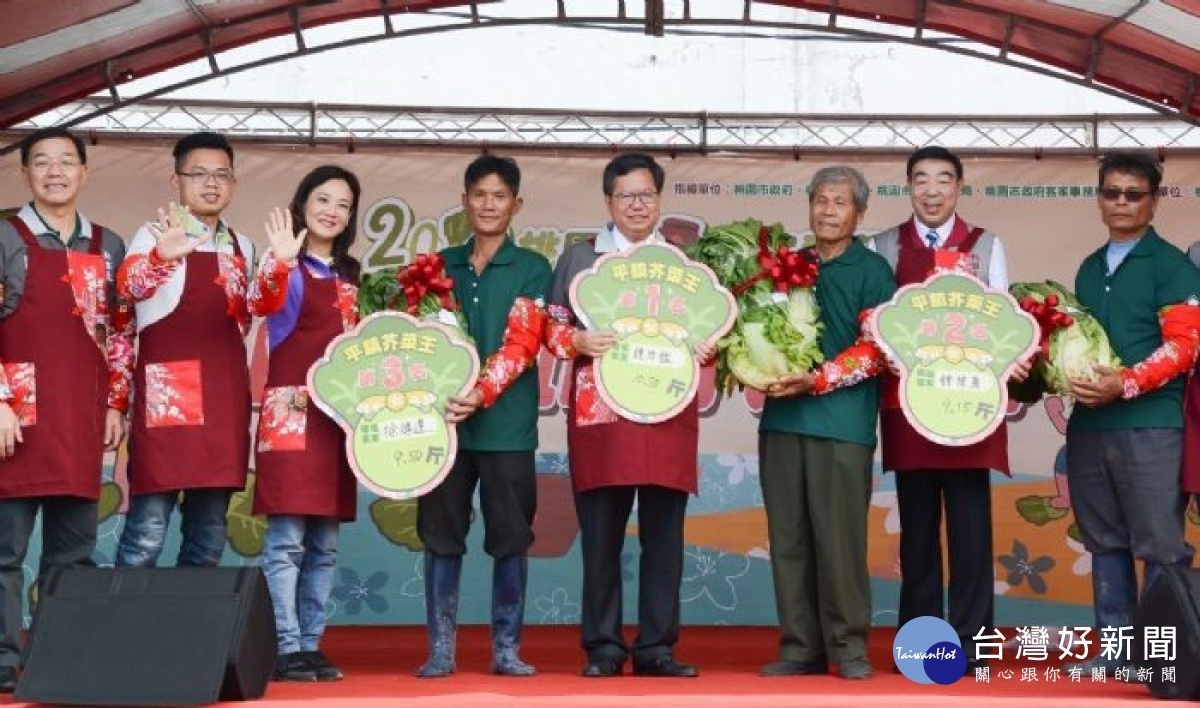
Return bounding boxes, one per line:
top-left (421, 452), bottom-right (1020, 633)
top-left (262, 515), bottom-right (340, 654)
top-left (115, 489), bottom-right (233, 567)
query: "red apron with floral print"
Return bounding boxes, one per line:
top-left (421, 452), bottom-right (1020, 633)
top-left (0, 218), bottom-right (107, 499)
top-left (879, 218), bottom-right (1010, 474)
top-left (128, 243), bottom-right (251, 494)
top-left (253, 268), bottom-right (356, 519)
top-left (565, 359), bottom-right (699, 494)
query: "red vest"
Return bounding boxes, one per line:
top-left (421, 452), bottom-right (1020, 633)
top-left (880, 218), bottom-right (1010, 474)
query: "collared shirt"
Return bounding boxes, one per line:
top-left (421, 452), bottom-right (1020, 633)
top-left (912, 214), bottom-right (1010, 289)
top-left (759, 239), bottom-right (895, 446)
top-left (1105, 237), bottom-right (1141, 274)
top-left (602, 223), bottom-right (665, 253)
top-left (0, 203), bottom-right (126, 318)
top-left (442, 236), bottom-right (552, 452)
top-left (1071, 227), bottom-right (1200, 431)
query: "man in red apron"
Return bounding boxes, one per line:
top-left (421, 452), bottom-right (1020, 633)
top-left (115, 132), bottom-right (254, 568)
top-left (0, 128), bottom-right (134, 692)
top-left (871, 146), bottom-right (1010, 670)
top-left (545, 153), bottom-right (712, 679)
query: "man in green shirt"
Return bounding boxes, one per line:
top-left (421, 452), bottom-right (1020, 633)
top-left (1066, 151), bottom-right (1200, 674)
top-left (758, 166), bottom-right (895, 680)
top-left (416, 156), bottom-right (552, 678)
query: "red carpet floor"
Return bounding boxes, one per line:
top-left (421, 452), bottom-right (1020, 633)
top-left (8, 626), bottom-right (1158, 707)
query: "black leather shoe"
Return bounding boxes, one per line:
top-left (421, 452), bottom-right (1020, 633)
top-left (760, 659), bottom-right (828, 676)
top-left (582, 658), bottom-right (623, 677)
top-left (0, 666), bottom-right (14, 693)
top-left (633, 655), bottom-right (698, 678)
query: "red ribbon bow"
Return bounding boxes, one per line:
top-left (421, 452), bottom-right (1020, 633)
top-left (732, 226), bottom-right (820, 297)
top-left (1018, 293), bottom-right (1074, 360)
top-left (396, 253), bottom-right (456, 315)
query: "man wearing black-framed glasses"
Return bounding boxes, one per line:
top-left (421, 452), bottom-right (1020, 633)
top-left (545, 153), bottom-right (711, 679)
top-left (1064, 151), bottom-right (1200, 675)
top-left (114, 131), bottom-right (255, 570)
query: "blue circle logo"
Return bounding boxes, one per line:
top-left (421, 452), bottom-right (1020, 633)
top-left (893, 616), bottom-right (966, 685)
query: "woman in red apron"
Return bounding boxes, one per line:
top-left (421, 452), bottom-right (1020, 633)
top-left (248, 166), bottom-right (361, 683)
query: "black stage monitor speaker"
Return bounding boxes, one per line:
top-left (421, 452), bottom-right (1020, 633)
top-left (15, 566), bottom-right (276, 706)
top-left (1135, 564), bottom-right (1200, 700)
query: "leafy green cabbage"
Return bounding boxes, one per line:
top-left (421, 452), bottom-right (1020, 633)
top-left (1009, 280), bottom-right (1119, 396)
top-left (686, 219), bottom-right (822, 394)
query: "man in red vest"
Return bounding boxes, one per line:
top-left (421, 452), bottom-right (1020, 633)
top-left (0, 127), bottom-right (134, 691)
top-left (871, 146), bottom-right (1010, 672)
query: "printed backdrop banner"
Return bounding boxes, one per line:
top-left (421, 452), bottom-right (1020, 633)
top-left (5, 143), bottom-right (1200, 630)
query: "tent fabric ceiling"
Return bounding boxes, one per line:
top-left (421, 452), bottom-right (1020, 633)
top-left (2, 0), bottom-right (1199, 130)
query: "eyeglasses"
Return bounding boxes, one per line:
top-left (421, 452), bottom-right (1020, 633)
top-left (176, 169), bottom-right (237, 185)
top-left (612, 191), bottom-right (659, 208)
top-left (1099, 187), bottom-right (1152, 203)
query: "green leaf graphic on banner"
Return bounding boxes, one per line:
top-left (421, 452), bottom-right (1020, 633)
top-left (442, 208), bottom-right (470, 248)
top-left (570, 243), bottom-right (736, 423)
top-left (1015, 495), bottom-right (1070, 526)
top-left (226, 472), bottom-right (267, 557)
top-left (369, 498), bottom-right (424, 551)
top-left (97, 481), bottom-right (123, 523)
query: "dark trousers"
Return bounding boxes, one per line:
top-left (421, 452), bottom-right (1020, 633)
top-left (895, 469), bottom-right (993, 656)
top-left (759, 432), bottom-right (873, 664)
top-left (1065, 429), bottom-right (1193, 633)
top-left (0, 496), bottom-right (96, 667)
top-left (417, 450), bottom-right (536, 559)
top-left (575, 484), bottom-right (688, 664)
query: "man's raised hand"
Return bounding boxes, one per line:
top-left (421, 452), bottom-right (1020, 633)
top-left (150, 202), bottom-right (210, 261)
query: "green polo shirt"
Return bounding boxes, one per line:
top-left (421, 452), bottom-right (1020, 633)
top-left (759, 239), bottom-right (896, 447)
top-left (442, 236), bottom-right (552, 451)
top-left (1069, 228), bottom-right (1200, 431)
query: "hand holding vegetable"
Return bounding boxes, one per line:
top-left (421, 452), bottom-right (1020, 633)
top-left (1068, 365), bottom-right (1123, 407)
top-left (766, 371), bottom-right (814, 398)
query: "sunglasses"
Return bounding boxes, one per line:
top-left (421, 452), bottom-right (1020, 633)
top-left (1099, 187), bottom-right (1153, 203)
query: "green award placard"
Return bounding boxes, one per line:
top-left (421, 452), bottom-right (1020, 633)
top-left (307, 312), bottom-right (480, 499)
top-left (569, 242), bottom-right (737, 424)
top-left (869, 272), bottom-right (1038, 446)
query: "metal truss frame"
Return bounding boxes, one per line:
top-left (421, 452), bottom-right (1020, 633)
top-left (5, 0), bottom-right (1200, 143)
top-left (6, 98), bottom-right (1200, 157)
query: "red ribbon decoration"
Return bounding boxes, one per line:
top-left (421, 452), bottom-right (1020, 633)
top-left (396, 253), bottom-right (456, 315)
top-left (732, 226), bottom-right (820, 297)
top-left (1018, 293), bottom-right (1074, 360)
